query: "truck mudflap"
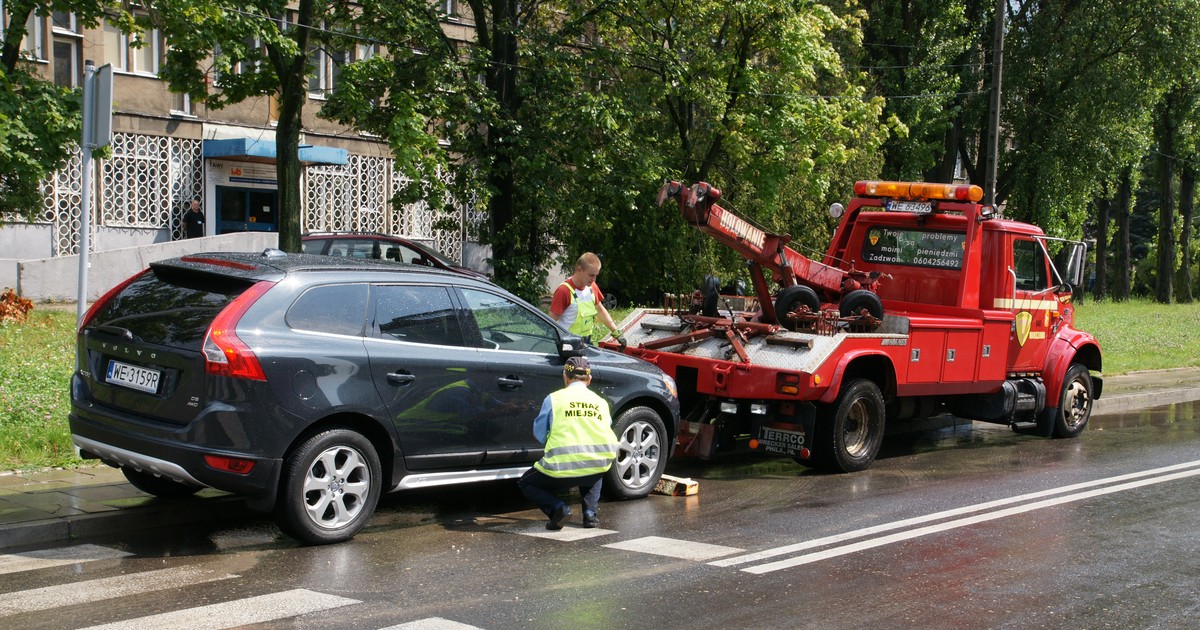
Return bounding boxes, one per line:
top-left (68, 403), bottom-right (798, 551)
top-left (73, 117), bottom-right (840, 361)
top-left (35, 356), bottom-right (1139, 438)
top-left (749, 416), bottom-right (816, 459)
top-left (675, 405), bottom-right (817, 460)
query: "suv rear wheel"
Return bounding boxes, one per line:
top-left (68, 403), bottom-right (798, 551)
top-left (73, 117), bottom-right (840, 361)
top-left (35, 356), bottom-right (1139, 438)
top-left (604, 406), bottom-right (668, 499)
top-left (275, 428), bottom-right (381, 545)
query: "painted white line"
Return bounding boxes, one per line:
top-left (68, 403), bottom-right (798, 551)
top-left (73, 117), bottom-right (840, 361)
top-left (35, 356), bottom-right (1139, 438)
top-left (0, 544), bottom-right (132, 575)
top-left (604, 536), bottom-right (743, 561)
top-left (381, 618), bottom-right (485, 630)
top-left (78, 588), bottom-right (360, 630)
top-left (711, 459), bottom-right (1200, 568)
top-left (744, 466), bottom-right (1200, 574)
top-left (0, 566), bottom-right (238, 616)
top-left (495, 523), bottom-right (617, 541)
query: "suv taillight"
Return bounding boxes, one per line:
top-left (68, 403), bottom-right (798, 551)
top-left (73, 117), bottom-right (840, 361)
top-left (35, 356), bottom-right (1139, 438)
top-left (78, 270), bottom-right (151, 333)
top-left (203, 281), bottom-right (275, 381)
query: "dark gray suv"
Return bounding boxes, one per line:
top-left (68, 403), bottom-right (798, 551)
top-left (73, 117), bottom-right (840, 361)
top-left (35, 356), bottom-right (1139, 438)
top-left (70, 250), bottom-right (679, 544)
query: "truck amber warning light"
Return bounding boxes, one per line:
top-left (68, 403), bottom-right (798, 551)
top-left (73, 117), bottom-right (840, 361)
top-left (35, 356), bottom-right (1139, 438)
top-left (855, 180), bottom-right (984, 203)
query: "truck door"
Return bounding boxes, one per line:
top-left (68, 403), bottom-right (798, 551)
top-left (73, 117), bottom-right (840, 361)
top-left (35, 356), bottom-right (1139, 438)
top-left (1005, 237), bottom-right (1056, 372)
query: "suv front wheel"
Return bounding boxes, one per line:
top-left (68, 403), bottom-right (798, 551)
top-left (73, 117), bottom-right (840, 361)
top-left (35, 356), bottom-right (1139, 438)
top-left (275, 427), bottom-right (382, 545)
top-left (604, 406), bottom-right (668, 499)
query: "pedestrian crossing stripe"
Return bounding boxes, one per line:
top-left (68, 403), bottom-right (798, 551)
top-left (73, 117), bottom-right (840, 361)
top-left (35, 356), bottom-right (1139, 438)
top-left (0, 543), bottom-right (131, 576)
top-left (380, 618), bottom-right (485, 630)
top-left (495, 522), bottom-right (617, 541)
top-left (0, 566), bottom-right (238, 616)
top-left (603, 536), bottom-right (743, 561)
top-left (77, 588), bottom-right (360, 630)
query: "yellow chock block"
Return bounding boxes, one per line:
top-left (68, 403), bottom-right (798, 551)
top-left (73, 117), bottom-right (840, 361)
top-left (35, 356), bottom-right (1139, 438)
top-left (653, 474), bottom-right (698, 496)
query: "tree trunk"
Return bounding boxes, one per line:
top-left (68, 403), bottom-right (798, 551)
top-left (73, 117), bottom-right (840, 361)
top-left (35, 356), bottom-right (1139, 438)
top-left (268, 0), bottom-right (313, 254)
top-left (1115, 169), bottom-right (1132, 301)
top-left (1155, 102), bottom-right (1175, 304)
top-left (1094, 194), bottom-right (1109, 301)
top-left (1179, 164), bottom-right (1196, 303)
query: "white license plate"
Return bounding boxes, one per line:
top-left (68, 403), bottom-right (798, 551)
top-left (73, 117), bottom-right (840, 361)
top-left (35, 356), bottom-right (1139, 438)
top-left (887, 200), bottom-right (933, 214)
top-left (106, 360), bottom-right (161, 394)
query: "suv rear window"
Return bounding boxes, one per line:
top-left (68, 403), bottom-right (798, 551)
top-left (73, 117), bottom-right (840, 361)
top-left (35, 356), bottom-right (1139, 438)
top-left (87, 269), bottom-right (251, 350)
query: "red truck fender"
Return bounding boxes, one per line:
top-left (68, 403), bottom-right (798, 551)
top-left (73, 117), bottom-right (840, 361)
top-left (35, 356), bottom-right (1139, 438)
top-left (1041, 329), bottom-right (1104, 402)
top-left (818, 349), bottom-right (898, 405)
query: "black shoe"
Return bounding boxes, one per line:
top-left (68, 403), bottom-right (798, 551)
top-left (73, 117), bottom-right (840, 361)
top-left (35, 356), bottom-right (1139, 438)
top-left (583, 511), bottom-right (599, 529)
top-left (546, 504), bottom-right (571, 530)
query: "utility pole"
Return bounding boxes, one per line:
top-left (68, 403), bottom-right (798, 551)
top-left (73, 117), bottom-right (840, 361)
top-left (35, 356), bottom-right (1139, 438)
top-left (985, 0), bottom-right (1007, 206)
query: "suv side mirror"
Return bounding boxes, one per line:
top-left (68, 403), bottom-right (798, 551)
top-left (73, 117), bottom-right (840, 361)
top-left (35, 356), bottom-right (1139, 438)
top-left (558, 334), bottom-right (585, 358)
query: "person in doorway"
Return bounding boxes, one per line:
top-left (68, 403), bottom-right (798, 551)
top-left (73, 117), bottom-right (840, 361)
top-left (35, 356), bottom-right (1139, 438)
top-left (549, 252), bottom-right (626, 347)
top-left (518, 356), bottom-right (619, 530)
top-left (183, 197), bottom-right (205, 238)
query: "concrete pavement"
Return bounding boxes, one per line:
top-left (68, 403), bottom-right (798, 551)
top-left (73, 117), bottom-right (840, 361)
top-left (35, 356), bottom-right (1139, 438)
top-left (2, 367), bottom-right (1198, 552)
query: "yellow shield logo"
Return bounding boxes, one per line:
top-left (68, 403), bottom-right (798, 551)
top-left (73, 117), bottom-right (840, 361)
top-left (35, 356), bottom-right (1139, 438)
top-left (869, 234), bottom-right (879, 246)
top-left (1015, 311), bottom-right (1032, 346)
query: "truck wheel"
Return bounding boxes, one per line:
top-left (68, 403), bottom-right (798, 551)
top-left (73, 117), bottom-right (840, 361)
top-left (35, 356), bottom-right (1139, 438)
top-left (604, 407), bottom-right (668, 500)
top-left (122, 467), bottom-right (203, 499)
top-left (275, 428), bottom-right (381, 545)
top-left (775, 285), bottom-right (820, 329)
top-left (839, 289), bottom-right (884, 320)
top-left (1047, 363), bottom-right (1094, 438)
top-left (813, 379), bottom-right (885, 473)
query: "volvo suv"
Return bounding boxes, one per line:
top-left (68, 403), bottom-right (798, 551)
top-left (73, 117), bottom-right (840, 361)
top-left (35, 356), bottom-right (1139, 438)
top-left (70, 250), bottom-right (679, 544)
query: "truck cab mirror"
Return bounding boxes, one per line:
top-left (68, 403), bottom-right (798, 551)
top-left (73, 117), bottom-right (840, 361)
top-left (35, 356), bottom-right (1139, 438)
top-left (1065, 241), bottom-right (1087, 287)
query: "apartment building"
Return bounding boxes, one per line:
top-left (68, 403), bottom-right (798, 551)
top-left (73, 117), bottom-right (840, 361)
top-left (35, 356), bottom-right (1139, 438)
top-left (1, 3), bottom-right (484, 276)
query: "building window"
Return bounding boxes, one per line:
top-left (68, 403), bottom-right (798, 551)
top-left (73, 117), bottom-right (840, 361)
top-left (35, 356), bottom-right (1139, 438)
top-left (170, 91), bottom-right (192, 116)
top-left (309, 47), bottom-right (350, 99)
top-left (441, 0), bottom-right (459, 18)
top-left (51, 11), bottom-right (81, 87)
top-left (16, 14), bottom-right (47, 61)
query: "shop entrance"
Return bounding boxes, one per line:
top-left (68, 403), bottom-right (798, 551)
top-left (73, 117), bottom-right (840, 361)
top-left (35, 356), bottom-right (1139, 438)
top-left (216, 186), bottom-right (278, 234)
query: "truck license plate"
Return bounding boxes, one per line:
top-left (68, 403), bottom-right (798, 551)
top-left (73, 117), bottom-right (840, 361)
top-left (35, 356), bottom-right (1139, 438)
top-left (887, 200), bottom-right (933, 214)
top-left (754, 423), bottom-right (807, 456)
top-left (106, 360), bottom-right (161, 394)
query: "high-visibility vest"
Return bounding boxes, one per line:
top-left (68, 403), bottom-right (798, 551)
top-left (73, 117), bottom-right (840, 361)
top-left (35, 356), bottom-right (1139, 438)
top-left (559, 281), bottom-right (599, 338)
top-left (534, 385), bottom-right (618, 478)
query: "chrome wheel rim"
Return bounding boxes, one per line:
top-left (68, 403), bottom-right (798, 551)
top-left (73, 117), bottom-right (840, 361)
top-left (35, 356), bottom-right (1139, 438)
top-left (302, 445), bottom-right (371, 530)
top-left (614, 420), bottom-right (661, 490)
top-left (843, 398), bottom-right (872, 457)
top-left (1064, 377), bottom-right (1091, 430)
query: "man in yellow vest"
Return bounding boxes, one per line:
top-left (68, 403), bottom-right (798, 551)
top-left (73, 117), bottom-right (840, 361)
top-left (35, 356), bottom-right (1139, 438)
top-left (518, 356), bottom-right (620, 530)
top-left (549, 252), bottom-right (626, 348)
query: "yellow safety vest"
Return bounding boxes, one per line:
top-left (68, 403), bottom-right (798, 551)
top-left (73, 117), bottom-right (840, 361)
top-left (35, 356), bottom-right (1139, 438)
top-left (560, 281), bottom-right (599, 338)
top-left (534, 385), bottom-right (618, 478)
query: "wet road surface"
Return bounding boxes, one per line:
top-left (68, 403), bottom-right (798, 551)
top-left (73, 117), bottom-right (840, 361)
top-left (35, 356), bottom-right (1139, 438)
top-left (4, 400), bottom-right (1198, 629)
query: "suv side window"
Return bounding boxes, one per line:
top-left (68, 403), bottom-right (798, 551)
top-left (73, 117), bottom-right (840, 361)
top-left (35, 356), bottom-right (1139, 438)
top-left (375, 284), bottom-right (465, 347)
top-left (287, 284), bottom-right (369, 336)
top-left (460, 288), bottom-right (558, 354)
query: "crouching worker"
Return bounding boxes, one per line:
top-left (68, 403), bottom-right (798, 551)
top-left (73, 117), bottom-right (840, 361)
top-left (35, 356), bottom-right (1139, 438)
top-left (518, 356), bottom-right (619, 530)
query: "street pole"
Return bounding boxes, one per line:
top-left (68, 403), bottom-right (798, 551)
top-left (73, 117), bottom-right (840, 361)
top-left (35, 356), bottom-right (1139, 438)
top-left (985, 0), bottom-right (1006, 207)
top-left (77, 62), bottom-right (96, 326)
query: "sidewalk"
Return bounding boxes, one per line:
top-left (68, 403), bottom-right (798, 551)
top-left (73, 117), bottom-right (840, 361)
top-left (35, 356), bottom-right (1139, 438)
top-left (2, 368), bottom-right (1199, 552)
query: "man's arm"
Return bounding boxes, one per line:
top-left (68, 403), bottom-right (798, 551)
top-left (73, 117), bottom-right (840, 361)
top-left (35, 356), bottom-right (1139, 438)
top-left (593, 285), bottom-right (626, 348)
top-left (531, 395), bottom-right (554, 444)
top-left (548, 283), bottom-right (571, 321)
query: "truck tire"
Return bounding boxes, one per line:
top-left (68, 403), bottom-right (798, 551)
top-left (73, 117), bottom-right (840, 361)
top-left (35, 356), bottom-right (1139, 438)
top-left (1045, 363), bottom-right (1094, 438)
top-left (812, 379), bottom-right (885, 473)
top-left (839, 289), bottom-right (884, 320)
top-left (604, 406), bottom-right (669, 500)
top-left (775, 285), bottom-right (820, 329)
top-left (274, 427), bottom-right (381, 545)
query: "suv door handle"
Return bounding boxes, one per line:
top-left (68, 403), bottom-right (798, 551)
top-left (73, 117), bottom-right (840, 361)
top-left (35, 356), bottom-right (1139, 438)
top-left (387, 371), bottom-right (416, 385)
top-left (497, 375), bottom-right (523, 390)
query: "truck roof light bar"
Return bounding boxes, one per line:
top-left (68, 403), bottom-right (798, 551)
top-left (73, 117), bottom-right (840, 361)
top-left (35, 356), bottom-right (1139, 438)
top-left (855, 180), bottom-right (984, 203)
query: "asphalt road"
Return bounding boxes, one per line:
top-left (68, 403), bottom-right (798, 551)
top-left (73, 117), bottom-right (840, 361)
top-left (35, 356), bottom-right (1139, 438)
top-left (4, 399), bottom-right (1199, 629)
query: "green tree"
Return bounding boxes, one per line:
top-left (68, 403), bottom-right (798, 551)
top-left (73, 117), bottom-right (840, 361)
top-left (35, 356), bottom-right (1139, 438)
top-left (151, 0), bottom-right (338, 253)
top-left (0, 2), bottom-right (133, 220)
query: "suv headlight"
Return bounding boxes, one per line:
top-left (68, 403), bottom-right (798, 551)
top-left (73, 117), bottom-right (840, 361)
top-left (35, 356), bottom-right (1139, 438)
top-left (661, 373), bottom-right (678, 399)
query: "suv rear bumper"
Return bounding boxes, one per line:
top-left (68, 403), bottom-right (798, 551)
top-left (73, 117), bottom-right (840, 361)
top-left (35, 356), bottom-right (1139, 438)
top-left (70, 412), bottom-right (282, 502)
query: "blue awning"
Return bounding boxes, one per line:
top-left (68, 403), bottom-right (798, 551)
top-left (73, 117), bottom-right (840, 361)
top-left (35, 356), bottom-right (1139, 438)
top-left (202, 138), bottom-right (348, 166)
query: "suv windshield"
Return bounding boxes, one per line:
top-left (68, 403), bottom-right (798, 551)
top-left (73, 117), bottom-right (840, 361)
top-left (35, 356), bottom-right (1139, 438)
top-left (87, 269), bottom-right (251, 350)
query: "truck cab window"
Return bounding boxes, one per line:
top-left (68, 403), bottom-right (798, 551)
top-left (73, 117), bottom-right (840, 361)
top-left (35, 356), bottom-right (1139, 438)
top-left (1013, 239), bottom-right (1048, 291)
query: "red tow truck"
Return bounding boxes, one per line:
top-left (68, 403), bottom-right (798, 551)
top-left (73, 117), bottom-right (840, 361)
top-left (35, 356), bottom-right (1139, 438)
top-left (604, 180), bottom-right (1102, 472)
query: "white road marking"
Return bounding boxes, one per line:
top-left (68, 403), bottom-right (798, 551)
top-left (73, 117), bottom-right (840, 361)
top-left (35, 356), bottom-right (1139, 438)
top-left (0, 566), bottom-right (238, 616)
top-left (497, 523), bottom-right (617, 541)
top-left (712, 459), bottom-right (1200, 568)
top-left (78, 588), bottom-right (360, 630)
top-left (0, 544), bottom-right (131, 575)
top-left (742, 465), bottom-right (1200, 574)
top-left (381, 618), bottom-right (484, 629)
top-left (604, 536), bottom-right (743, 561)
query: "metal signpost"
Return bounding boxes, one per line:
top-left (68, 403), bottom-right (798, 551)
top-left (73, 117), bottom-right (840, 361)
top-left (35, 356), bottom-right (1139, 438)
top-left (76, 61), bottom-right (113, 325)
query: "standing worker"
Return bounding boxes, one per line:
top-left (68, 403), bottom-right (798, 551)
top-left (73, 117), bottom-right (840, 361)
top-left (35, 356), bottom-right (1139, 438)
top-left (182, 197), bottom-right (205, 239)
top-left (550, 252), bottom-right (626, 348)
top-left (518, 356), bottom-right (619, 530)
